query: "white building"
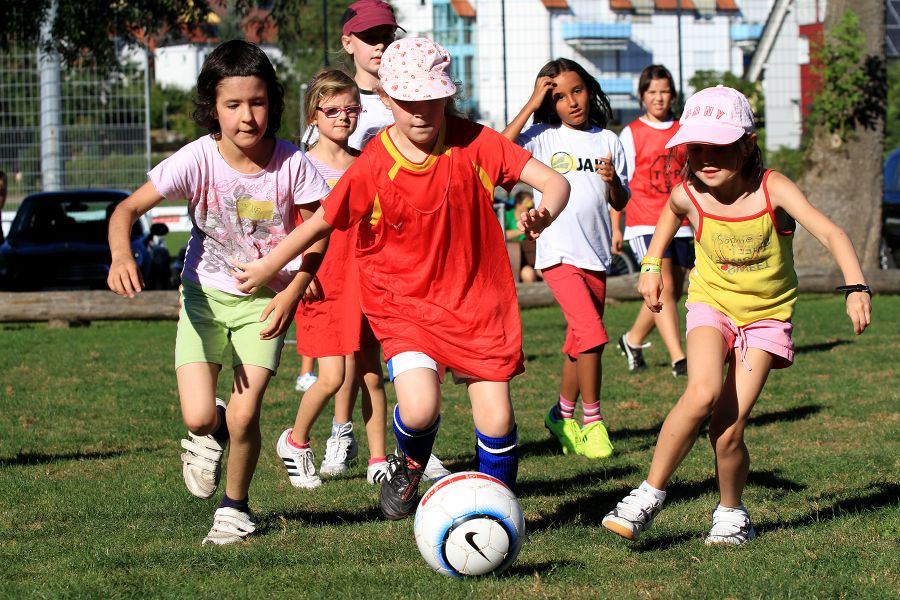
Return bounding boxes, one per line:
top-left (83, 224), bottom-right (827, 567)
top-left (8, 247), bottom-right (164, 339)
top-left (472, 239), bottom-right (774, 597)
top-left (392, 0), bottom-right (774, 134)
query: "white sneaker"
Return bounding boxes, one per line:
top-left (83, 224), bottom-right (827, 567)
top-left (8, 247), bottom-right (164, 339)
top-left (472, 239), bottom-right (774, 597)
top-left (202, 507), bottom-right (256, 545)
top-left (705, 504), bottom-right (757, 546)
top-left (423, 453), bottom-right (451, 481)
top-left (320, 422), bottom-right (359, 475)
top-left (275, 429), bottom-right (321, 489)
top-left (180, 398), bottom-right (227, 499)
top-left (602, 484), bottom-right (665, 540)
top-left (367, 461), bottom-right (389, 485)
top-left (295, 372), bottom-right (318, 392)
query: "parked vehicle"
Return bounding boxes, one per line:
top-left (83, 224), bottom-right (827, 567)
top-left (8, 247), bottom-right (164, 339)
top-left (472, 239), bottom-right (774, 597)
top-left (882, 148), bottom-right (900, 269)
top-left (0, 189), bottom-right (173, 291)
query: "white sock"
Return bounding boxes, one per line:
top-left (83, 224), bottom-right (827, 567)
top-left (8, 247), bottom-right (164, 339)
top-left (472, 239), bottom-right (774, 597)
top-left (640, 480), bottom-right (666, 502)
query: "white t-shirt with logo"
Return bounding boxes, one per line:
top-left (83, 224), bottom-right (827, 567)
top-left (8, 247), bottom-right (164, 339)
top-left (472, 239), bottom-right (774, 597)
top-left (303, 90), bottom-right (395, 151)
top-left (517, 123), bottom-right (629, 271)
top-left (149, 135), bottom-right (330, 295)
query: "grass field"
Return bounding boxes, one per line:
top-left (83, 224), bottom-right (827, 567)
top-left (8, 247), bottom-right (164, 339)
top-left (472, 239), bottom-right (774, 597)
top-left (1, 295), bottom-right (897, 599)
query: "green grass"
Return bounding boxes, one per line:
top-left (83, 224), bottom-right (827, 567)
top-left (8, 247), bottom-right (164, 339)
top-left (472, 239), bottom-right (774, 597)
top-left (1, 295), bottom-right (898, 599)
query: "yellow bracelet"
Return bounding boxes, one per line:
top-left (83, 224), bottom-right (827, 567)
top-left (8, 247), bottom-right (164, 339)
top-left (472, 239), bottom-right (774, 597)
top-left (641, 256), bottom-right (662, 267)
top-left (640, 264), bottom-right (661, 274)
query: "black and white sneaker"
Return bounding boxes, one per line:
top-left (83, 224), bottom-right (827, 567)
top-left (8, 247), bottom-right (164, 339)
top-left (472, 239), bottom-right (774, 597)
top-left (618, 334), bottom-right (648, 371)
top-left (671, 358), bottom-right (688, 377)
top-left (379, 451), bottom-right (424, 521)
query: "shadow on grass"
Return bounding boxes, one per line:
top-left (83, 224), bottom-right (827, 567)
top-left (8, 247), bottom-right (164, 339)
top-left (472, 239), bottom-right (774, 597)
top-left (760, 482), bottom-right (900, 532)
top-left (749, 404), bottom-right (822, 427)
top-left (794, 340), bottom-right (849, 354)
top-left (0, 445), bottom-right (164, 467)
top-left (502, 559), bottom-right (583, 578)
top-left (255, 506), bottom-right (385, 534)
top-left (527, 469), bottom-right (804, 535)
top-left (517, 465), bottom-right (641, 497)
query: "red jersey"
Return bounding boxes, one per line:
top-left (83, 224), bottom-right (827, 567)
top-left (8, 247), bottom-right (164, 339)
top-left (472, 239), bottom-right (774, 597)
top-left (322, 116), bottom-right (532, 381)
top-left (625, 119), bottom-right (686, 228)
top-left (294, 158), bottom-right (377, 357)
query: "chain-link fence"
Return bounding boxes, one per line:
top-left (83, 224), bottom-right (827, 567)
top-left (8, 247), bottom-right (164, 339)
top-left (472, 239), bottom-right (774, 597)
top-left (0, 47), bottom-right (150, 205)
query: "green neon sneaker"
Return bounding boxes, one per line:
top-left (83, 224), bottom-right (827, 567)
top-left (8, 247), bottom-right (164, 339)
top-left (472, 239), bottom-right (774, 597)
top-left (544, 407), bottom-right (584, 455)
top-left (581, 420), bottom-right (614, 459)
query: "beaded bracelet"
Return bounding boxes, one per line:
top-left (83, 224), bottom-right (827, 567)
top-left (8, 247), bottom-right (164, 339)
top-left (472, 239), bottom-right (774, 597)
top-left (640, 264), bottom-right (662, 274)
top-left (641, 256), bottom-right (662, 267)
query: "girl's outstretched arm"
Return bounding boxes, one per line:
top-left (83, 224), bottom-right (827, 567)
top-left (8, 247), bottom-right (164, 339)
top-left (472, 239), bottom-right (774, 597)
top-left (257, 203), bottom-right (328, 339)
top-left (107, 181), bottom-right (165, 298)
top-left (501, 76), bottom-right (554, 142)
top-left (637, 187), bottom-right (689, 312)
top-left (232, 205), bottom-right (333, 295)
top-left (769, 172), bottom-right (872, 334)
top-left (516, 157), bottom-right (570, 239)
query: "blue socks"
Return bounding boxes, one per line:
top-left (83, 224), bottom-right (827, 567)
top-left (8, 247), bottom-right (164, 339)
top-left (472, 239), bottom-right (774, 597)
top-left (212, 402), bottom-right (229, 444)
top-left (219, 494), bottom-right (249, 513)
top-left (392, 405), bottom-right (439, 467)
top-left (475, 425), bottom-right (518, 489)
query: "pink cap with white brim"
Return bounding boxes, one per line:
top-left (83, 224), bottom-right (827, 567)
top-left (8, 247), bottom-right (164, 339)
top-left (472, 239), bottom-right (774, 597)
top-left (665, 85), bottom-right (755, 148)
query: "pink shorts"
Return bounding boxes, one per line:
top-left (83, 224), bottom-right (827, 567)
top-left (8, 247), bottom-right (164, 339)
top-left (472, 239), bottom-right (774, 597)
top-left (685, 302), bottom-right (794, 371)
top-left (542, 263), bottom-right (609, 358)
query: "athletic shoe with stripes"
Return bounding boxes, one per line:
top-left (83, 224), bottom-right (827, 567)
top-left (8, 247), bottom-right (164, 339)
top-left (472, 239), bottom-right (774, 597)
top-left (705, 504), bottom-right (757, 545)
top-left (202, 507), bottom-right (256, 545)
top-left (618, 334), bottom-right (648, 371)
top-left (276, 429), bottom-right (322, 489)
top-left (367, 460), bottom-right (389, 485)
top-left (602, 485), bottom-right (665, 540)
top-left (379, 450), bottom-right (424, 520)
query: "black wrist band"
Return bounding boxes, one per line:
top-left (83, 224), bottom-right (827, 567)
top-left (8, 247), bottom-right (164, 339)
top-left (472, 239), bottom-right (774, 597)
top-left (835, 284), bottom-right (872, 298)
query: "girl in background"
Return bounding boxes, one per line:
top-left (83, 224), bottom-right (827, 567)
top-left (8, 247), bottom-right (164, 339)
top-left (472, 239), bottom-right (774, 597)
top-left (276, 69), bottom-right (388, 489)
top-left (503, 58), bottom-right (629, 460)
top-left (612, 64), bottom-right (691, 377)
top-left (107, 40), bottom-right (330, 544)
top-left (602, 86), bottom-right (871, 545)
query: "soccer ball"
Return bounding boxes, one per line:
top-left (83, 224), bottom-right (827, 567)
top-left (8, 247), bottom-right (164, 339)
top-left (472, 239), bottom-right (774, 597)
top-left (413, 471), bottom-right (525, 577)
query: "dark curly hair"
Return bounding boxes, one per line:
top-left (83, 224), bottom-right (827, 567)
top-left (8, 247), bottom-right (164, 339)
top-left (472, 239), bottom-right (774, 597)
top-left (532, 58), bottom-right (613, 129)
top-left (192, 40), bottom-right (285, 138)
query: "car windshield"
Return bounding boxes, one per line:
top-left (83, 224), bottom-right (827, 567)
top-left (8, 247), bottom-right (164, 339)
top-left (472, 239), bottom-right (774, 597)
top-left (9, 194), bottom-right (141, 243)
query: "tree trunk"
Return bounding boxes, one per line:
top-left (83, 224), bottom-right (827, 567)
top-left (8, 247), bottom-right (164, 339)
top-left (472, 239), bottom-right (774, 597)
top-left (794, 0), bottom-right (886, 270)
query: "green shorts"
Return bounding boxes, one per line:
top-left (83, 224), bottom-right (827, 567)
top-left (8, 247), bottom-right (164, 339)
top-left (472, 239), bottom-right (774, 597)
top-left (175, 281), bottom-right (286, 373)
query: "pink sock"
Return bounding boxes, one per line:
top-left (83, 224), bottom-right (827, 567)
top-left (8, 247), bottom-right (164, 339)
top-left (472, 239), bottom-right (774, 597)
top-left (368, 456), bottom-right (387, 465)
top-left (287, 430), bottom-right (310, 449)
top-left (555, 395), bottom-right (576, 420)
top-left (582, 401), bottom-right (602, 426)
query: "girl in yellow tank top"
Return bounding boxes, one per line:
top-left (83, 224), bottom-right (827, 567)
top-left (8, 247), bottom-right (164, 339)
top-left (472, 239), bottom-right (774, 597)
top-left (602, 86), bottom-right (872, 547)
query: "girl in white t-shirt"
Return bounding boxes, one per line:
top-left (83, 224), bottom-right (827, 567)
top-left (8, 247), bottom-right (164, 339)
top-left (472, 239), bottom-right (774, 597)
top-left (503, 58), bottom-right (630, 460)
top-left (107, 40), bottom-right (330, 545)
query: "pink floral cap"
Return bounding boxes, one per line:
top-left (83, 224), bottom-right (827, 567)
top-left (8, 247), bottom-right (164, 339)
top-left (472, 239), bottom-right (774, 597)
top-left (378, 37), bottom-right (457, 101)
top-left (665, 85), bottom-right (755, 148)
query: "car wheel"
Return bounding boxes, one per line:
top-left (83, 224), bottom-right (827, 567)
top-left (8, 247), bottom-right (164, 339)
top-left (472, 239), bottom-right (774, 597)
top-left (608, 249), bottom-right (638, 276)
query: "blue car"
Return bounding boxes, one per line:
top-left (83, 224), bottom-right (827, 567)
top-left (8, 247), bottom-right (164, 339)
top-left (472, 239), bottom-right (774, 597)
top-left (883, 149), bottom-right (900, 269)
top-left (0, 189), bottom-right (173, 291)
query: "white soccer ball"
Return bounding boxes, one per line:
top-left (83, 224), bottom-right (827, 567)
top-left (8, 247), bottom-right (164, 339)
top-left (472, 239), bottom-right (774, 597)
top-left (413, 471), bottom-right (525, 577)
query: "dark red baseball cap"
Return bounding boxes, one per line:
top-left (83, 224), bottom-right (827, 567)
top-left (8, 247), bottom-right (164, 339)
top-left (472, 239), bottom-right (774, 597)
top-left (341, 0), bottom-right (404, 36)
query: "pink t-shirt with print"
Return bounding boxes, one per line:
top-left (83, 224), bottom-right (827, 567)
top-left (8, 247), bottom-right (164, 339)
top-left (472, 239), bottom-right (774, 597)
top-left (149, 135), bottom-right (330, 295)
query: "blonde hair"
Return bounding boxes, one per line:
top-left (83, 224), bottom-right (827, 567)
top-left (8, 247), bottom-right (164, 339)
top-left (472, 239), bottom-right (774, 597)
top-left (303, 69), bottom-right (360, 127)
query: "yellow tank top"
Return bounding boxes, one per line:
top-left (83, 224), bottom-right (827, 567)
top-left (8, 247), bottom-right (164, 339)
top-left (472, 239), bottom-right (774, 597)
top-left (686, 170), bottom-right (798, 325)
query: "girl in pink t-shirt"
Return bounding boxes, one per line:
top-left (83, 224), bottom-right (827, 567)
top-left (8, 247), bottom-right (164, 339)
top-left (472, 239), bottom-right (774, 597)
top-left (107, 40), bottom-right (330, 545)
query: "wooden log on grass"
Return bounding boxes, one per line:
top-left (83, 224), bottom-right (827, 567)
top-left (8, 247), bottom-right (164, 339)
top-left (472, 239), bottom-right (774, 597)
top-left (1, 268), bottom-right (898, 323)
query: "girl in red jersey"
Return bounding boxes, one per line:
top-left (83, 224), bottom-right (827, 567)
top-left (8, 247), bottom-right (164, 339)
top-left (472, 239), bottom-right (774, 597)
top-left (231, 38), bottom-right (570, 521)
top-left (611, 65), bottom-right (692, 377)
top-left (274, 69), bottom-right (389, 490)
